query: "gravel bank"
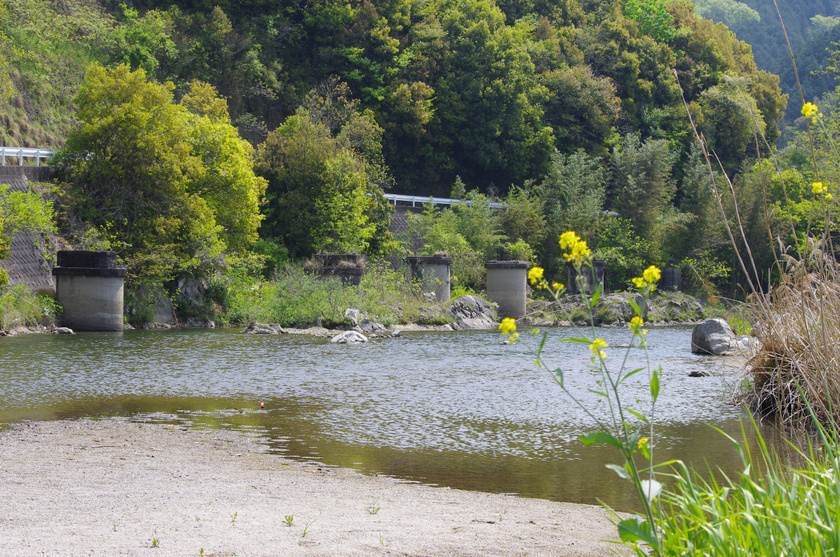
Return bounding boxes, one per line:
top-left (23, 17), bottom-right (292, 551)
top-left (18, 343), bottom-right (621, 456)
top-left (0, 419), bottom-right (627, 556)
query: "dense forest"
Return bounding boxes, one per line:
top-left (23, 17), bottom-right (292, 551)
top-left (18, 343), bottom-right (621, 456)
top-left (1, 0), bottom-right (837, 297)
top-left (692, 0), bottom-right (840, 122)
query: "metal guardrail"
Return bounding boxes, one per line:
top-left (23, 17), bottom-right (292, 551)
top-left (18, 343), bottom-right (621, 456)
top-left (0, 147), bottom-right (55, 167)
top-left (383, 193), bottom-right (505, 209)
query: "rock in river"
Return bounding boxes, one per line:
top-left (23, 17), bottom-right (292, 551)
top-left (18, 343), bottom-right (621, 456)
top-left (691, 318), bottom-right (759, 355)
top-left (445, 295), bottom-right (496, 330)
top-left (331, 330), bottom-right (369, 344)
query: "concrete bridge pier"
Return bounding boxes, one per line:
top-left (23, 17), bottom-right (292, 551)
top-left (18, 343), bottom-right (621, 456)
top-left (485, 261), bottom-right (529, 318)
top-left (52, 251), bottom-right (127, 331)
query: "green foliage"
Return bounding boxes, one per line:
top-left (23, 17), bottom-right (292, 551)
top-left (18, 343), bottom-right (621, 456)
top-left (691, 0), bottom-right (760, 37)
top-left (414, 0), bottom-right (556, 189)
top-left (400, 184), bottom-right (508, 290)
top-left (215, 261), bottom-right (434, 327)
top-left (651, 421), bottom-right (840, 556)
top-left (251, 238), bottom-right (289, 278)
top-left (595, 217), bottom-right (657, 291)
top-left (0, 183), bottom-right (55, 286)
top-left (55, 64), bottom-right (265, 280)
top-left (499, 186), bottom-right (546, 257)
top-left (681, 249), bottom-right (732, 298)
top-left (698, 77), bottom-right (768, 173)
top-left (540, 66), bottom-right (620, 157)
top-left (503, 239), bottom-right (537, 263)
top-left (415, 208), bottom-right (486, 291)
top-left (257, 80), bottom-right (393, 259)
top-left (534, 150), bottom-right (606, 278)
top-left (0, 283), bottom-right (60, 329)
top-left (450, 189), bottom-right (507, 259)
top-left (107, 5), bottom-right (177, 78)
top-left (668, 142), bottom-right (719, 259)
top-left (610, 134), bottom-right (676, 244)
top-left (0, 0), bottom-right (111, 146)
top-left (623, 0), bottom-right (676, 42)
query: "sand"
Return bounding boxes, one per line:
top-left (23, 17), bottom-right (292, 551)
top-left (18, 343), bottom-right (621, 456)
top-left (0, 419), bottom-right (629, 556)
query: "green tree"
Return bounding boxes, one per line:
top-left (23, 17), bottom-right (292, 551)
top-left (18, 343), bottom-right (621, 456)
top-left (182, 80), bottom-right (267, 253)
top-left (668, 141), bottom-right (721, 258)
top-left (698, 77), bottom-right (767, 173)
top-left (55, 64), bottom-right (266, 278)
top-left (499, 186), bottom-right (546, 255)
top-left (534, 150), bottom-right (607, 277)
top-left (106, 5), bottom-right (177, 78)
top-left (610, 133), bottom-right (675, 247)
top-left (540, 66), bottom-right (620, 157)
top-left (256, 81), bottom-right (393, 258)
top-left (413, 0), bottom-right (555, 190)
top-left (623, 0), bottom-right (676, 42)
top-left (691, 0), bottom-right (760, 37)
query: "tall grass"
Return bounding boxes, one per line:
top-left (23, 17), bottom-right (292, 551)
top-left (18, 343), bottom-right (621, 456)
top-left (0, 283), bottom-right (59, 330)
top-left (743, 250), bottom-right (840, 428)
top-left (654, 418), bottom-right (840, 556)
top-left (216, 261), bottom-right (449, 328)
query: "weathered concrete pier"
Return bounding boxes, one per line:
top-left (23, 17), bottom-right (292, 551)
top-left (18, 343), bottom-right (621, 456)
top-left (52, 251), bottom-right (127, 331)
top-left (485, 260), bottom-right (528, 318)
top-left (405, 255), bottom-right (452, 302)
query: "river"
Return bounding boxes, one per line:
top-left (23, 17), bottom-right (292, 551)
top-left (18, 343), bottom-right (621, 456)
top-left (0, 325), bottom-right (769, 510)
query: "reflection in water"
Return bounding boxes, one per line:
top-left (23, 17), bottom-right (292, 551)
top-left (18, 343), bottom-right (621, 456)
top-left (0, 326), bottom-right (771, 510)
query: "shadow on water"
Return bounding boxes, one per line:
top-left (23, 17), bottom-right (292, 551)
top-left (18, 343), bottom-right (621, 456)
top-left (0, 326), bottom-right (776, 510)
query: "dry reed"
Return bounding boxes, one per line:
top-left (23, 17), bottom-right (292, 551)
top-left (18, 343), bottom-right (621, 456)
top-left (744, 246), bottom-right (840, 428)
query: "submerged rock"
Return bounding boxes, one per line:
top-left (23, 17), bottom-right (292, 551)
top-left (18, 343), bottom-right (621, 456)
top-left (243, 322), bottom-right (278, 335)
top-left (54, 327), bottom-right (74, 335)
top-left (331, 330), bottom-right (368, 344)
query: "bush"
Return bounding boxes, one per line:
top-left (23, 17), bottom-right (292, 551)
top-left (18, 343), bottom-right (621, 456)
top-left (0, 284), bottom-right (60, 330)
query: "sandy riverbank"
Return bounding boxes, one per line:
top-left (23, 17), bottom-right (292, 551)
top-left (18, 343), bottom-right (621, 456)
top-left (0, 419), bottom-right (628, 556)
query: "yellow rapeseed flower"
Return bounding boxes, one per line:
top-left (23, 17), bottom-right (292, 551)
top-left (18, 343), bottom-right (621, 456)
top-left (528, 266), bottom-right (544, 285)
top-left (643, 265), bottom-right (661, 284)
top-left (630, 315), bottom-right (644, 333)
top-left (803, 102), bottom-right (819, 119)
top-left (827, 193), bottom-right (834, 201)
top-left (632, 276), bottom-right (646, 289)
top-left (559, 231), bottom-right (591, 264)
top-left (813, 181), bottom-right (826, 195)
top-left (559, 231), bottom-right (581, 250)
top-left (499, 317), bottom-right (516, 335)
top-left (590, 338), bottom-right (608, 359)
top-left (637, 437), bottom-right (649, 450)
top-left (552, 282), bottom-right (564, 291)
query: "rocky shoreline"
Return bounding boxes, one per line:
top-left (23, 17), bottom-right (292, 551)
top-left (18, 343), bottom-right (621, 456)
top-left (1, 291), bottom-right (713, 338)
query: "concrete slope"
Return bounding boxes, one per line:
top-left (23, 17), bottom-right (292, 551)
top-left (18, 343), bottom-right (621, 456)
top-left (0, 167), bottom-right (55, 294)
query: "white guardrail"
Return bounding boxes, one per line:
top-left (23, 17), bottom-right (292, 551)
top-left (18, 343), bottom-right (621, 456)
top-left (0, 147), bottom-right (55, 167)
top-left (383, 193), bottom-right (505, 209)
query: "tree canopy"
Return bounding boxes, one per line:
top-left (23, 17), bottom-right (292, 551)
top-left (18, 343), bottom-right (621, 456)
top-left (256, 80), bottom-right (393, 259)
top-left (55, 64), bottom-right (266, 278)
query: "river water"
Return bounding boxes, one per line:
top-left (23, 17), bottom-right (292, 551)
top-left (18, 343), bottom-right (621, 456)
top-left (0, 325), bottom-right (768, 510)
